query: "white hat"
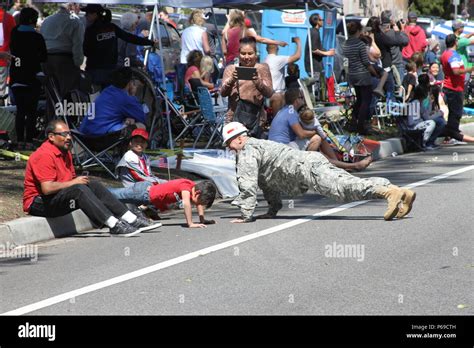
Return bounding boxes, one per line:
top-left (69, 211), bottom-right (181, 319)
top-left (222, 122), bottom-right (248, 146)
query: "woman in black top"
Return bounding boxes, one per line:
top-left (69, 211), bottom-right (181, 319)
top-left (10, 7), bottom-right (47, 148)
top-left (342, 21), bottom-right (377, 135)
top-left (82, 4), bottom-right (156, 88)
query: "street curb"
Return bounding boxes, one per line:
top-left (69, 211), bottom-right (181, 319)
top-left (0, 210), bottom-right (94, 247)
top-left (373, 138), bottom-right (404, 160)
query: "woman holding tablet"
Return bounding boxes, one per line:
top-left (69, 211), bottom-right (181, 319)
top-left (220, 37), bottom-right (273, 137)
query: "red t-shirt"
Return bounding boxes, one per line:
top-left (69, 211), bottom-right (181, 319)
top-left (225, 27), bottom-right (244, 64)
top-left (149, 179), bottom-right (195, 212)
top-left (23, 141), bottom-right (76, 212)
top-left (0, 10), bottom-right (16, 67)
top-left (441, 49), bottom-right (465, 92)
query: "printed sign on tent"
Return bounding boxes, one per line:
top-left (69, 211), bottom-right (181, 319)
top-left (281, 10), bottom-right (307, 25)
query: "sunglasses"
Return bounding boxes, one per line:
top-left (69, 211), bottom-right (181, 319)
top-left (52, 131), bottom-right (72, 137)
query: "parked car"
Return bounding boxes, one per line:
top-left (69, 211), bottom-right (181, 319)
top-left (108, 11), bottom-right (181, 74)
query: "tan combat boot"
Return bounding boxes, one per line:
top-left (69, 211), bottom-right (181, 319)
top-left (395, 188), bottom-right (416, 219)
top-left (375, 185), bottom-right (406, 221)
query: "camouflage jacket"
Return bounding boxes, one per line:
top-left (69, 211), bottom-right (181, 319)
top-left (235, 138), bottom-right (321, 220)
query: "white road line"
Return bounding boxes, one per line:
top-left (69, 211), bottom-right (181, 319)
top-left (2, 165), bottom-right (474, 316)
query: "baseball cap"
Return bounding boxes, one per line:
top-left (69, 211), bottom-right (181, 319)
top-left (381, 10), bottom-right (392, 24)
top-left (80, 4), bottom-right (105, 13)
top-left (131, 128), bottom-right (149, 142)
top-left (452, 21), bottom-right (465, 30)
top-left (408, 11), bottom-right (418, 19)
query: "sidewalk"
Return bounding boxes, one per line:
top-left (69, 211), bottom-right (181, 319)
top-left (1, 123), bottom-right (473, 247)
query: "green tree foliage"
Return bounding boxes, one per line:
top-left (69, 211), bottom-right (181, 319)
top-left (409, 0), bottom-right (453, 19)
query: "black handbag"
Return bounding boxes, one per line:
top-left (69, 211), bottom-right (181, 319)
top-left (234, 80), bottom-right (262, 138)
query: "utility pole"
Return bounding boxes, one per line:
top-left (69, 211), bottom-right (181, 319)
top-left (454, 0), bottom-right (459, 19)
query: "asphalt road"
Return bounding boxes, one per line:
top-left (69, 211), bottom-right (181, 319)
top-left (1, 145), bottom-right (473, 316)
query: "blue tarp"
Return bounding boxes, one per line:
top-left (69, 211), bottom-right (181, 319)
top-left (432, 20), bottom-right (474, 39)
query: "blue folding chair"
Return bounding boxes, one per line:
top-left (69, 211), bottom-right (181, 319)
top-left (194, 87), bottom-right (227, 148)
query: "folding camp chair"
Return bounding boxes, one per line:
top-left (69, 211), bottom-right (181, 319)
top-left (193, 87), bottom-right (226, 148)
top-left (69, 128), bottom-right (129, 179)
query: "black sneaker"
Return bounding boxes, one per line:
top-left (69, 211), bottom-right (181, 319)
top-left (130, 216), bottom-right (162, 232)
top-left (109, 220), bottom-right (142, 237)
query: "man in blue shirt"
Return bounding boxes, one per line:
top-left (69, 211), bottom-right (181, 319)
top-left (80, 67), bottom-right (147, 136)
top-left (268, 88), bottom-right (321, 150)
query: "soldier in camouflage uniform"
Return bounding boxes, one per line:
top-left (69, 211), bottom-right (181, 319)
top-left (222, 122), bottom-right (416, 223)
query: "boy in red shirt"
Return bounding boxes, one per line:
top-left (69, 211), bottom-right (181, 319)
top-left (110, 129), bottom-right (217, 228)
top-left (149, 179), bottom-right (217, 228)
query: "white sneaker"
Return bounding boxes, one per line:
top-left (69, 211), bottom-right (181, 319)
top-left (445, 139), bottom-right (467, 145)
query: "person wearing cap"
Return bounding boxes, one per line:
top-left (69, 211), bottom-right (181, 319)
top-left (222, 122), bottom-right (416, 223)
top-left (109, 128), bottom-right (165, 220)
top-left (114, 128), bottom-right (167, 188)
top-left (40, 3), bottom-right (84, 100)
top-left (402, 12), bottom-right (427, 61)
top-left (452, 20), bottom-right (474, 90)
top-left (23, 119), bottom-right (160, 237)
top-left (425, 38), bottom-right (440, 65)
top-left (109, 129), bottom-right (217, 228)
top-left (369, 15), bottom-right (406, 102)
top-left (82, 4), bottom-right (157, 87)
top-left (440, 34), bottom-right (474, 144)
top-left (380, 10), bottom-right (409, 82)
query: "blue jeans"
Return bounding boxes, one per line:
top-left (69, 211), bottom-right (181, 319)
top-left (385, 71), bottom-right (395, 103)
top-left (426, 115), bottom-right (446, 146)
top-left (108, 181), bottom-right (152, 206)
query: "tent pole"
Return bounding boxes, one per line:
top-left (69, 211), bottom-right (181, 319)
top-left (144, 5), bottom-right (157, 67)
top-left (306, 1), bottom-right (315, 97)
top-left (154, 1), bottom-right (174, 150)
top-left (342, 10), bottom-right (347, 40)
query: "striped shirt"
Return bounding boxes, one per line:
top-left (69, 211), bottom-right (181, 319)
top-left (342, 37), bottom-right (372, 86)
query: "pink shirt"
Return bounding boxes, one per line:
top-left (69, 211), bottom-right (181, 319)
top-left (184, 66), bottom-right (199, 89)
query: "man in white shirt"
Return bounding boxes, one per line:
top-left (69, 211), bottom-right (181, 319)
top-left (264, 37), bottom-right (301, 114)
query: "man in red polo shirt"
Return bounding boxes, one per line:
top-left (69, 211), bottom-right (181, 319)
top-left (23, 120), bottom-right (161, 237)
top-left (440, 34), bottom-right (474, 144)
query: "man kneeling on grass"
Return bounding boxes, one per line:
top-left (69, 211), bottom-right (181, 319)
top-left (23, 120), bottom-right (162, 237)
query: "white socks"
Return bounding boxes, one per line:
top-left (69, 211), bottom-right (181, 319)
top-left (121, 211), bottom-right (137, 224)
top-left (105, 216), bottom-right (119, 228)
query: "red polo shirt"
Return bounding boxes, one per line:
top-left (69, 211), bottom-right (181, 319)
top-left (23, 141), bottom-right (76, 212)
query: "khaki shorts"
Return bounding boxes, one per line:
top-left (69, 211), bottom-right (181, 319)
top-left (288, 138), bottom-right (310, 151)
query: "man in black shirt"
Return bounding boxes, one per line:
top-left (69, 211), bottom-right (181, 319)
top-left (304, 13), bottom-right (335, 77)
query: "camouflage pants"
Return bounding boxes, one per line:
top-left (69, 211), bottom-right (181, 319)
top-left (307, 152), bottom-right (391, 202)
